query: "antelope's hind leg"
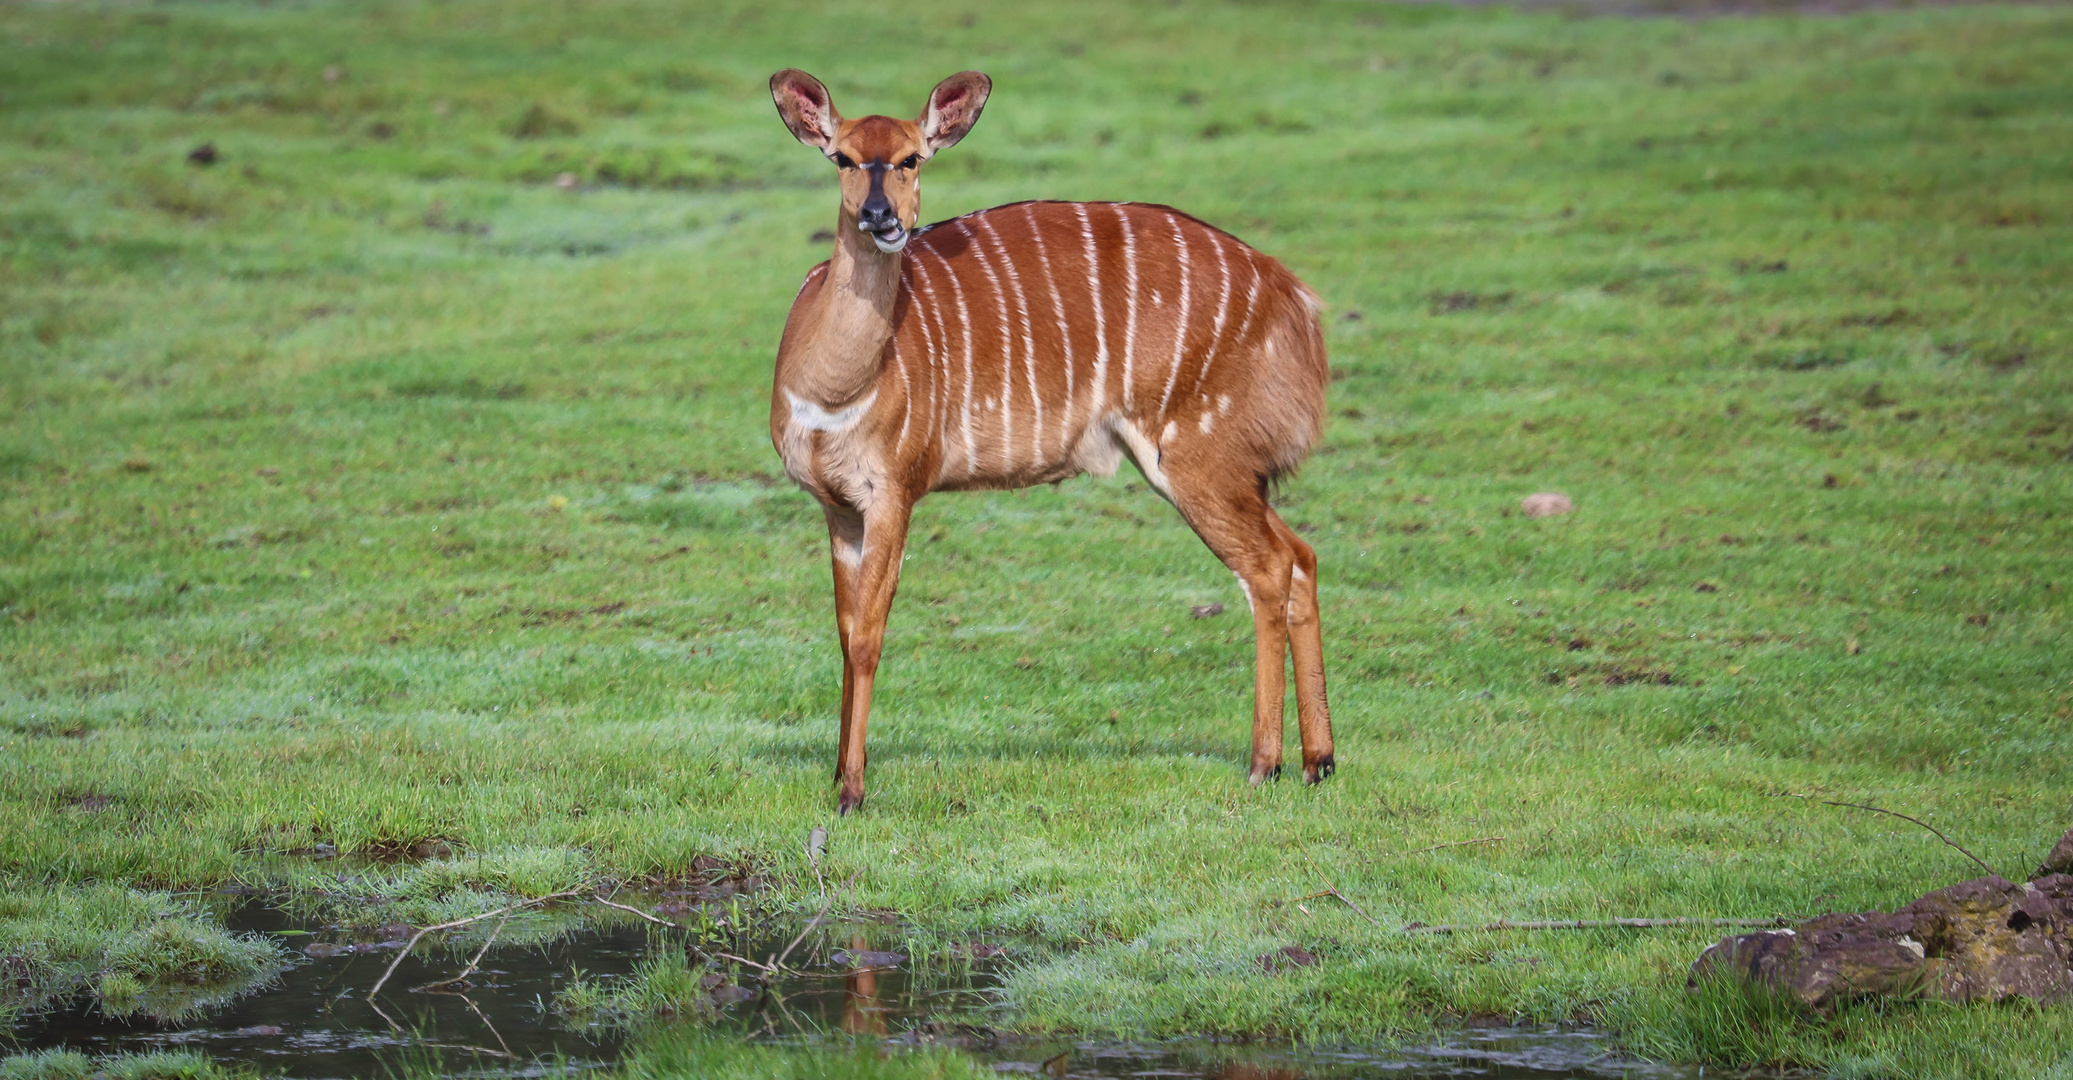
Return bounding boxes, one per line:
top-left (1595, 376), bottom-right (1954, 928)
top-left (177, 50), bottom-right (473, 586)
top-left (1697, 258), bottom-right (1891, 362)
top-left (1166, 470), bottom-right (1300, 784)
top-left (1268, 511), bottom-right (1333, 782)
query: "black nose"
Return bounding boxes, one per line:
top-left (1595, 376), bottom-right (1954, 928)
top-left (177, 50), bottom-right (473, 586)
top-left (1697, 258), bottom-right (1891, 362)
top-left (858, 195), bottom-right (897, 231)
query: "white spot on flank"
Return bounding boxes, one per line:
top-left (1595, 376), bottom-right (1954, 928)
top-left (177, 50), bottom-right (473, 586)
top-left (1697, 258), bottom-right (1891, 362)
top-left (786, 389), bottom-right (877, 432)
top-left (1198, 412), bottom-right (1215, 435)
top-left (1218, 394), bottom-right (1232, 415)
top-left (1160, 420), bottom-right (1177, 446)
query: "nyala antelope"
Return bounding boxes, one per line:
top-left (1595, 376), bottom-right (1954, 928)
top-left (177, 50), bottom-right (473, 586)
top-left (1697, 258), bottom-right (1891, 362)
top-left (769, 69), bottom-right (1333, 814)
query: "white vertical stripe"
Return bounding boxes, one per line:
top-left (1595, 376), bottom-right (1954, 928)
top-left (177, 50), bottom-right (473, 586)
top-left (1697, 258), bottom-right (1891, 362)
top-left (1210, 239), bottom-right (1264, 393)
top-left (911, 253), bottom-right (952, 478)
top-left (978, 213), bottom-right (1042, 473)
top-left (893, 266), bottom-right (915, 455)
top-left (1193, 226), bottom-right (1234, 394)
top-left (1155, 215), bottom-right (1194, 417)
top-left (933, 246), bottom-right (980, 477)
top-left (957, 219), bottom-right (1015, 475)
top-left (1023, 203), bottom-right (1073, 458)
top-left (1073, 203), bottom-right (1109, 418)
top-left (1114, 204), bottom-right (1139, 410)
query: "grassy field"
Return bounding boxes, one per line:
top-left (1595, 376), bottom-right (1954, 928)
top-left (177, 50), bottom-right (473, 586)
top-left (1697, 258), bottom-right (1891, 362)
top-left (3, 0), bottom-right (2071, 1075)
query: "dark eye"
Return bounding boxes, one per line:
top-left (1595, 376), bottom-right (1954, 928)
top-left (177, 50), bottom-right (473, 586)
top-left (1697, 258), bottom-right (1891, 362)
top-left (899, 154), bottom-right (920, 170)
top-left (832, 152), bottom-right (856, 169)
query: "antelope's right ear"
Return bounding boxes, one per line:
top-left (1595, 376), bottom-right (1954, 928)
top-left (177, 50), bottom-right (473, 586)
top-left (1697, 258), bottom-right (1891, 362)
top-left (771, 69), bottom-right (841, 153)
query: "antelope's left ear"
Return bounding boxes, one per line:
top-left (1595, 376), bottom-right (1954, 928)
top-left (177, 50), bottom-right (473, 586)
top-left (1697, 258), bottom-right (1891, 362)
top-left (918, 71), bottom-right (990, 157)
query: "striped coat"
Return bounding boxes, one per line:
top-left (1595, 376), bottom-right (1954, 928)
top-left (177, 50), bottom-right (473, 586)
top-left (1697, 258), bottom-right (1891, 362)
top-left (776, 200), bottom-right (1328, 506)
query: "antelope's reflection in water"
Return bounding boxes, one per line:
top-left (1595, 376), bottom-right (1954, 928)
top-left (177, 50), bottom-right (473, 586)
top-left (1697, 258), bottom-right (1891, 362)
top-left (841, 933), bottom-right (888, 1036)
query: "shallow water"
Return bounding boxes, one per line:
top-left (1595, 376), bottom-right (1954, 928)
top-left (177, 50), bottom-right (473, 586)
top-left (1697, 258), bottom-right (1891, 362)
top-left (7, 900), bottom-right (1764, 1079)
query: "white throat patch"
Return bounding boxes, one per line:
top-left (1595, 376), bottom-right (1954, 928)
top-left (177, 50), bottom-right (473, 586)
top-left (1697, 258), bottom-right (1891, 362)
top-left (786, 389), bottom-right (878, 433)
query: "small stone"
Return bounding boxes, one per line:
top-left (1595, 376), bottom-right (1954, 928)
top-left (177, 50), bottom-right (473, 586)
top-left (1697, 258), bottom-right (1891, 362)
top-left (186, 143), bottom-right (218, 167)
top-left (1520, 492), bottom-right (1573, 518)
top-left (1190, 603), bottom-right (1225, 619)
top-left (554, 172), bottom-right (579, 191)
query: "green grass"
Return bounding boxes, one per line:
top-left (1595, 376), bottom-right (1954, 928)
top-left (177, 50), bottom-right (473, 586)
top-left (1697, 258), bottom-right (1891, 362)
top-left (0, 1049), bottom-right (249, 1080)
top-left (0, 886), bottom-right (283, 1024)
top-left (2, 0), bottom-right (2070, 1075)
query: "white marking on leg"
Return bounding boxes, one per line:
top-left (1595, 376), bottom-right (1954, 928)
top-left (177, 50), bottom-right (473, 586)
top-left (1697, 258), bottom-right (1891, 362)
top-left (1112, 419), bottom-right (1175, 503)
top-left (1236, 573), bottom-right (1256, 614)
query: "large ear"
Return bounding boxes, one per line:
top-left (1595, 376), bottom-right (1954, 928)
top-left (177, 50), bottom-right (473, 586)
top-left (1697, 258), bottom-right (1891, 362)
top-left (770, 69), bottom-right (841, 153)
top-left (918, 71), bottom-right (990, 156)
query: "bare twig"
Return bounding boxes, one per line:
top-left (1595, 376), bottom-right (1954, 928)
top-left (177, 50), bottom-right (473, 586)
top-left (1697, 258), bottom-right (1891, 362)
top-left (416, 909), bottom-right (511, 991)
top-left (1391, 836), bottom-right (1506, 857)
top-left (768, 896), bottom-right (833, 979)
top-left (1297, 846), bottom-right (1382, 927)
top-left (592, 894), bottom-right (685, 931)
top-left (714, 951), bottom-right (776, 973)
top-left (366, 887), bottom-right (588, 1000)
top-left (1780, 794), bottom-right (1998, 879)
top-left (1403, 916), bottom-right (1790, 935)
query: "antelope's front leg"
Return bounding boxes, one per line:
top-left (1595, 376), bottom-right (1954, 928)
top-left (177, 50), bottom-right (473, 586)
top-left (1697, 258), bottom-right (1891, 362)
top-left (824, 507), bottom-right (864, 785)
top-left (833, 499), bottom-right (915, 815)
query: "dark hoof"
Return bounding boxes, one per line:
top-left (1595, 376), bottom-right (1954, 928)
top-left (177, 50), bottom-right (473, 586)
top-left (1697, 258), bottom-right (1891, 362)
top-left (837, 790), bottom-right (866, 816)
top-left (1305, 755), bottom-right (1336, 784)
top-left (1248, 764), bottom-right (1283, 785)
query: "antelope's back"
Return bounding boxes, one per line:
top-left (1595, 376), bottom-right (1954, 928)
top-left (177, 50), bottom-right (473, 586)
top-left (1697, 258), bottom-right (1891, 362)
top-left (892, 200), bottom-right (1326, 487)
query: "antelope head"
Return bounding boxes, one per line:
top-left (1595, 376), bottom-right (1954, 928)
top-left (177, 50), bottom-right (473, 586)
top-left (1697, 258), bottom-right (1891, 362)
top-left (770, 69), bottom-right (991, 255)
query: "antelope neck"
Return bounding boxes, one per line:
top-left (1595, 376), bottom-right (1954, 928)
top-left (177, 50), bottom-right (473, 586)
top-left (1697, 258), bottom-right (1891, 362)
top-left (787, 209), bottom-right (904, 409)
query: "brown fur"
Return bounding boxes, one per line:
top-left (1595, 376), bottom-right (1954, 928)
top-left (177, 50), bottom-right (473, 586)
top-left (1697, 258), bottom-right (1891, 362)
top-left (768, 71), bottom-right (1334, 813)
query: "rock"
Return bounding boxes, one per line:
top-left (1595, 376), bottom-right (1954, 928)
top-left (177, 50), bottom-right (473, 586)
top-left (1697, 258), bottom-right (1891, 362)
top-left (2037, 827), bottom-right (2073, 879)
top-left (1691, 872), bottom-right (2073, 1008)
top-left (1520, 492), bottom-right (1573, 518)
